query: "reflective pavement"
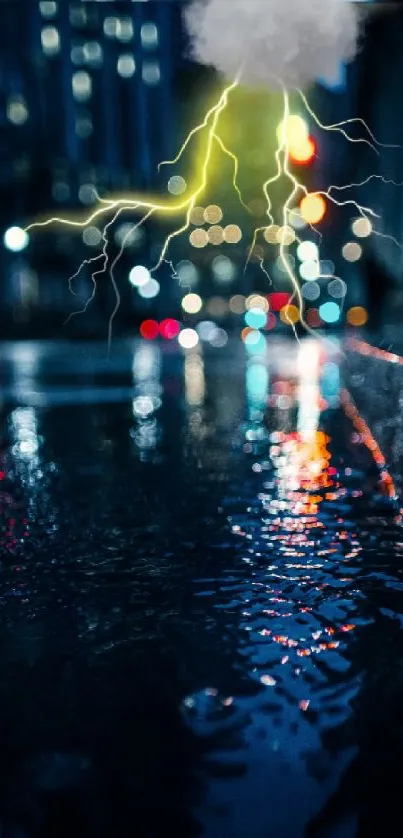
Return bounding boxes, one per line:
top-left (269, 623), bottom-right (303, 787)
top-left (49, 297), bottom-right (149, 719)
top-left (0, 336), bottom-right (402, 838)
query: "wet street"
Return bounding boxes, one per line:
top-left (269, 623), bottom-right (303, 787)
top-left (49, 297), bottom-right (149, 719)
top-left (1, 336), bottom-right (403, 838)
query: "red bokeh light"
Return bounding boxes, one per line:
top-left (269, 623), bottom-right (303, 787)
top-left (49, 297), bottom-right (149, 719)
top-left (265, 312), bottom-right (277, 331)
top-left (306, 308), bottom-right (322, 328)
top-left (140, 319), bottom-right (159, 340)
top-left (159, 318), bottom-right (181, 340)
top-left (269, 292), bottom-right (292, 312)
top-left (290, 136), bottom-right (316, 165)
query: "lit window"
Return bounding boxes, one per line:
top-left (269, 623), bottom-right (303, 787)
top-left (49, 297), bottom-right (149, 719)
top-left (141, 22), bottom-right (159, 49)
top-left (75, 117), bottom-right (93, 139)
top-left (39, 1), bottom-right (57, 18)
top-left (71, 44), bottom-right (85, 65)
top-left (69, 5), bottom-right (87, 27)
top-left (117, 54), bottom-right (136, 78)
top-left (103, 16), bottom-right (119, 37)
top-left (7, 96), bottom-right (28, 126)
top-left (41, 25), bottom-right (60, 56)
top-left (142, 61), bottom-right (160, 86)
top-left (72, 70), bottom-right (92, 102)
top-left (83, 41), bottom-right (103, 68)
top-left (117, 17), bottom-right (134, 42)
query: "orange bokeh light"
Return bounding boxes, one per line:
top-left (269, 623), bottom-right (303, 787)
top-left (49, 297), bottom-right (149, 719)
top-left (290, 136), bottom-right (316, 165)
top-left (300, 193), bottom-right (327, 224)
top-left (347, 306), bottom-right (368, 327)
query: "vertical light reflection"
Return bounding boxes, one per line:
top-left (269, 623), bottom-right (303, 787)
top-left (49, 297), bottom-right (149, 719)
top-left (297, 339), bottom-right (321, 440)
top-left (130, 343), bottom-right (162, 459)
top-left (184, 353), bottom-right (205, 408)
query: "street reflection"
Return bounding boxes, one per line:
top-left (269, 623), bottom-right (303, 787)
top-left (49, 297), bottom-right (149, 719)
top-left (0, 338), bottom-right (402, 836)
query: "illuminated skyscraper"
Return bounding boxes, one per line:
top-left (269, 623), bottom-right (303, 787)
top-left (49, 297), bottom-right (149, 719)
top-left (0, 0), bottom-right (183, 216)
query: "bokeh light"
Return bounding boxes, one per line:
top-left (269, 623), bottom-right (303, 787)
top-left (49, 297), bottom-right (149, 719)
top-left (302, 281), bottom-right (320, 301)
top-left (276, 114), bottom-right (308, 147)
top-left (176, 260), bottom-right (199, 287)
top-left (300, 193), bottom-right (327, 224)
top-left (276, 226), bottom-right (295, 245)
top-left (289, 136), bottom-right (316, 164)
top-left (246, 294), bottom-right (269, 313)
top-left (319, 301), bottom-right (340, 324)
top-left (140, 319), bottom-right (159, 340)
top-left (264, 224), bottom-right (280, 244)
top-left (203, 204), bottom-right (223, 224)
top-left (212, 255), bottom-right (235, 283)
top-left (178, 328), bottom-right (199, 349)
top-left (269, 292), bottom-right (291, 312)
top-left (4, 226), bottom-right (29, 252)
top-left (129, 265), bottom-right (150, 287)
top-left (138, 278), bottom-right (160, 299)
top-left (189, 228), bottom-right (209, 248)
top-left (352, 217), bottom-right (372, 238)
top-left (207, 225), bottom-right (224, 245)
top-left (245, 308), bottom-right (267, 329)
top-left (342, 242), bottom-right (362, 262)
top-left (168, 175), bottom-right (187, 195)
top-left (328, 278), bottom-right (347, 299)
top-left (224, 224), bottom-right (242, 244)
top-left (299, 260), bottom-right (320, 281)
top-left (181, 293), bottom-right (203, 314)
top-left (297, 240), bottom-right (319, 262)
top-left (280, 304), bottom-right (300, 325)
top-left (347, 306), bottom-right (368, 326)
top-left (159, 319), bottom-right (180, 340)
top-left (230, 295), bottom-right (246, 314)
top-left (189, 206), bottom-right (205, 226)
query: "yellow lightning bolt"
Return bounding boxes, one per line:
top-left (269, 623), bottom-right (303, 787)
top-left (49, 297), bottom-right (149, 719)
top-left (24, 75), bottom-right (403, 343)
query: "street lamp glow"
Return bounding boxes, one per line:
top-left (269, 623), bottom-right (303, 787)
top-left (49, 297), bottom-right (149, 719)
top-left (4, 226), bottom-right (29, 252)
top-left (129, 265), bottom-right (150, 287)
top-left (178, 328), bottom-right (199, 349)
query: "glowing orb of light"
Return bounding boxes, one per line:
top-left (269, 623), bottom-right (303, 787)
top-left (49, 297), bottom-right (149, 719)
top-left (300, 193), bottom-right (327, 225)
top-left (245, 308), bottom-right (267, 330)
top-left (319, 301), bottom-right (340, 324)
top-left (138, 278), bottom-right (160, 299)
top-left (4, 226), bottom-right (29, 252)
top-left (289, 136), bottom-right (316, 165)
top-left (244, 330), bottom-right (266, 355)
top-left (204, 204), bottom-right (223, 224)
top-left (299, 260), bottom-right (320, 281)
top-left (159, 318), bottom-right (181, 340)
top-left (297, 240), bottom-right (319, 262)
top-left (197, 321), bottom-right (219, 342)
top-left (280, 304), bottom-right (300, 325)
top-left (342, 242), bottom-right (362, 263)
top-left (352, 217), bottom-right (372, 239)
top-left (181, 293), bottom-right (203, 314)
top-left (129, 265), bottom-right (150, 287)
top-left (347, 306), bottom-right (368, 327)
top-left (140, 319), bottom-right (159, 340)
top-left (178, 328), bottom-right (199, 349)
top-left (276, 114), bottom-right (308, 147)
top-left (168, 175), bottom-right (187, 195)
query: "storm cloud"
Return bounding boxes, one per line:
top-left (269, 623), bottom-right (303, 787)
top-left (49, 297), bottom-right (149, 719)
top-left (184, 0), bottom-right (365, 90)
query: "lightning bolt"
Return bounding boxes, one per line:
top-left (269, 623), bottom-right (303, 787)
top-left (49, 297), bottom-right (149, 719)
top-left (25, 76), bottom-right (403, 342)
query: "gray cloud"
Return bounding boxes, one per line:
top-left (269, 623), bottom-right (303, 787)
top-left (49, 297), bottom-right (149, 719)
top-left (184, 0), bottom-right (365, 90)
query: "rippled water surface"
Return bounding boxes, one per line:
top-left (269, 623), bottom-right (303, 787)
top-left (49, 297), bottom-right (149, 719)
top-left (1, 337), bottom-right (403, 838)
